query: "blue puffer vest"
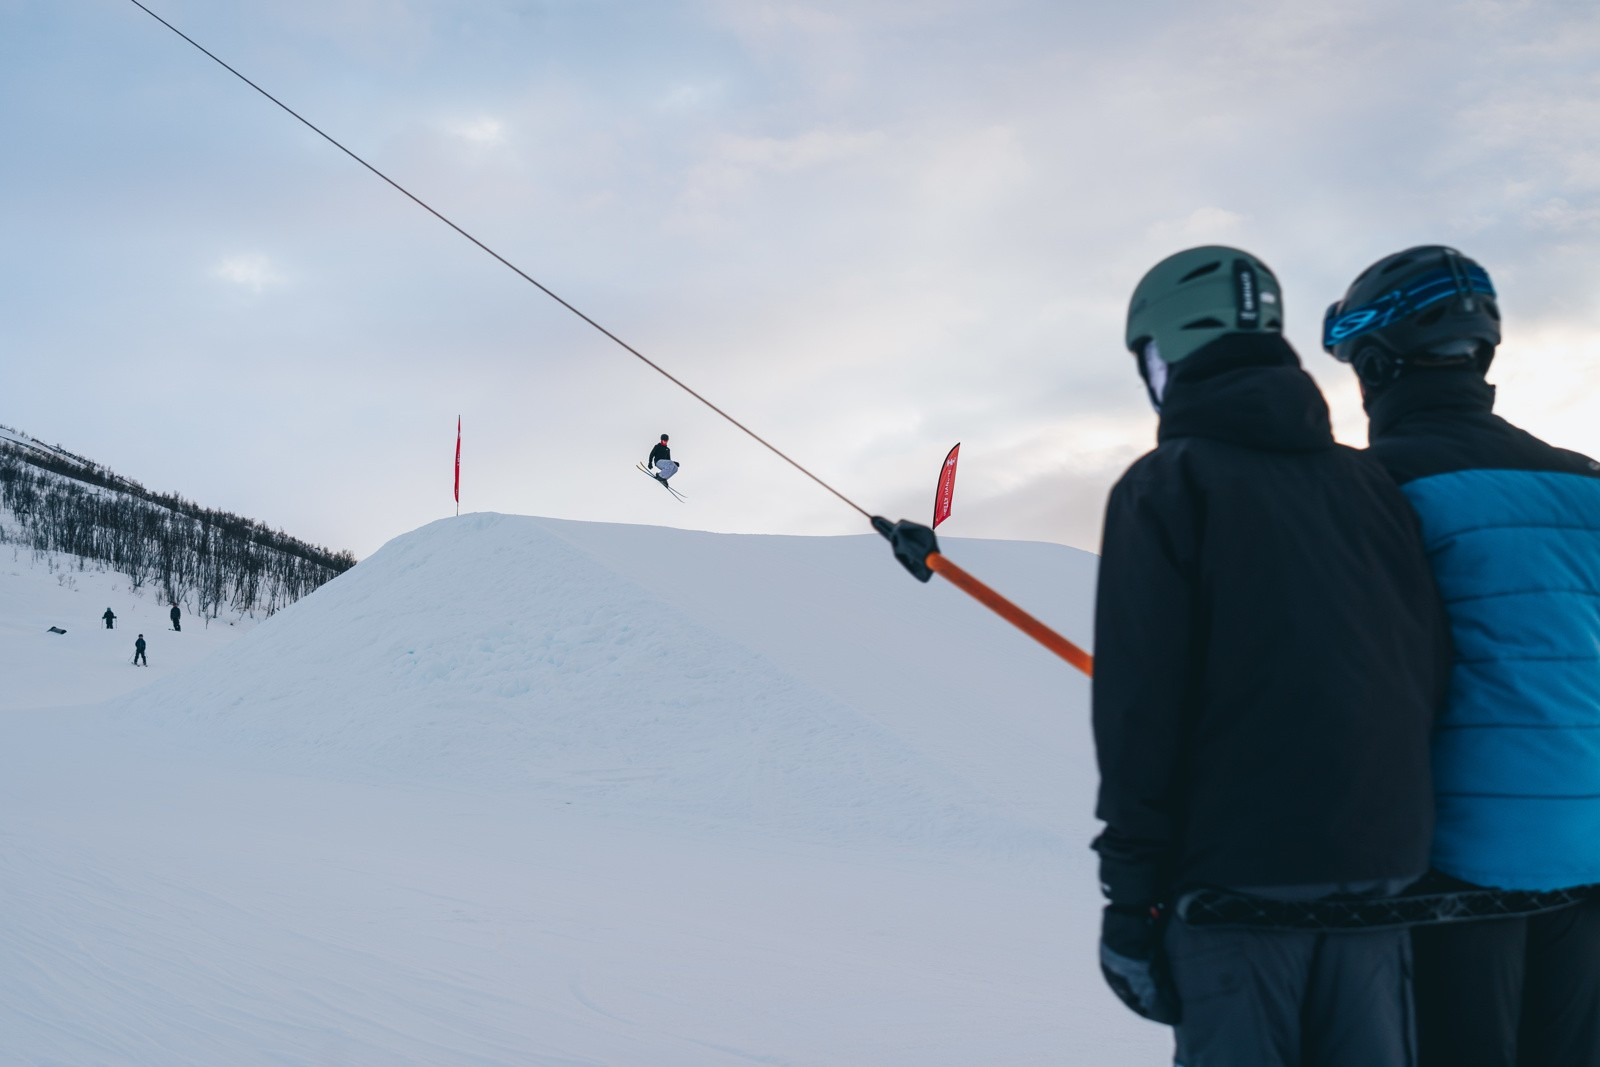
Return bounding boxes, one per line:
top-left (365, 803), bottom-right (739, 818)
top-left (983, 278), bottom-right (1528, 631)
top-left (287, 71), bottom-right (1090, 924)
top-left (1366, 370), bottom-right (1600, 890)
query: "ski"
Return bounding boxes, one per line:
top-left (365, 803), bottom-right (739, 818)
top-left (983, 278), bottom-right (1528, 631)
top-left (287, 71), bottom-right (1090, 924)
top-left (637, 463), bottom-right (686, 501)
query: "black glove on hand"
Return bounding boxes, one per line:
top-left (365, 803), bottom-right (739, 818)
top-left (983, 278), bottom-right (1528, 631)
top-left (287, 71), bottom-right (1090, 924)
top-left (1099, 903), bottom-right (1181, 1025)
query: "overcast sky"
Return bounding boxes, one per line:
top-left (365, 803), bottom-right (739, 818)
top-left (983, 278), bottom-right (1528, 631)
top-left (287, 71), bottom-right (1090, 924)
top-left (4, 0), bottom-right (1598, 560)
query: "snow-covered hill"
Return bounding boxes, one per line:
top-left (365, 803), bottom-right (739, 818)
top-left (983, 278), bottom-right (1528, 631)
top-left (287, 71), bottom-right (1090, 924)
top-left (0, 513), bottom-right (1168, 1065)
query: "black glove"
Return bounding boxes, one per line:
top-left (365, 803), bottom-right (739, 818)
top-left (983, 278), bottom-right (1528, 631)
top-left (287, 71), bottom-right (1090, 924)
top-left (1099, 903), bottom-right (1181, 1024)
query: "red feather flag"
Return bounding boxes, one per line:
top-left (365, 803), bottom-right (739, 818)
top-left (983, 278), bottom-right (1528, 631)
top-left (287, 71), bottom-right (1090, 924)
top-left (932, 442), bottom-right (960, 528)
top-left (454, 417), bottom-right (461, 507)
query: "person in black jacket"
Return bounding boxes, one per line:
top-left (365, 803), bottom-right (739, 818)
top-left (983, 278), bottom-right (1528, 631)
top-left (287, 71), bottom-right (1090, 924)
top-left (169, 603), bottom-right (182, 632)
top-left (647, 434), bottom-right (679, 483)
top-left (133, 634), bottom-right (147, 666)
top-left (1325, 245), bottom-right (1600, 1067)
top-left (1093, 246), bottom-right (1450, 1065)
top-left (102, 607), bottom-right (116, 630)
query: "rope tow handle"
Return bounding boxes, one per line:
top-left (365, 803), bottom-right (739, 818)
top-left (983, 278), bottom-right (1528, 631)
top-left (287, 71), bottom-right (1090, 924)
top-left (872, 517), bottom-right (1094, 677)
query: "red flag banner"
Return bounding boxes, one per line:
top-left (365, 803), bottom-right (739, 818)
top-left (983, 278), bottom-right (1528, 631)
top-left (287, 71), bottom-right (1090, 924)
top-left (454, 417), bottom-right (461, 505)
top-left (932, 442), bottom-right (960, 528)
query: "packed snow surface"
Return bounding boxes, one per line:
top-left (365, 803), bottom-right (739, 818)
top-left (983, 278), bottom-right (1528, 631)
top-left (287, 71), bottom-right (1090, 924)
top-left (1, 513), bottom-right (1169, 1064)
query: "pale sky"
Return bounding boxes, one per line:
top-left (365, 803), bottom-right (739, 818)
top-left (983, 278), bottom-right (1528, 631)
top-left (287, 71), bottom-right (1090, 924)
top-left (4, 0), bottom-right (1599, 560)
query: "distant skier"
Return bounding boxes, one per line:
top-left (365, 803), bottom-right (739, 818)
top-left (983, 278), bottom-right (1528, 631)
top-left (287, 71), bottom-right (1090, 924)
top-left (133, 634), bottom-right (147, 666)
top-left (169, 603), bottom-right (182, 632)
top-left (647, 434), bottom-right (679, 483)
top-left (103, 607), bottom-right (116, 630)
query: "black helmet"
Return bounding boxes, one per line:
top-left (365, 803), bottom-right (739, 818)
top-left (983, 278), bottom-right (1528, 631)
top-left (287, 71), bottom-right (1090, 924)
top-left (1323, 245), bottom-right (1500, 386)
top-left (660, 434), bottom-right (669, 441)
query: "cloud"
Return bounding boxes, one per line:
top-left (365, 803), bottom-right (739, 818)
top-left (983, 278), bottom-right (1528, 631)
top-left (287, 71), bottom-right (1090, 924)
top-left (668, 127), bottom-right (884, 231)
top-left (656, 83), bottom-right (725, 113)
top-left (1524, 198), bottom-right (1600, 233)
top-left (211, 255), bottom-right (285, 294)
top-left (1143, 207), bottom-right (1249, 247)
top-left (442, 116), bottom-right (506, 146)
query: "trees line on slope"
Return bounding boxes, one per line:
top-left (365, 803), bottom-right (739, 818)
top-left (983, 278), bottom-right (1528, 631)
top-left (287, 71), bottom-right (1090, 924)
top-left (0, 442), bottom-right (355, 619)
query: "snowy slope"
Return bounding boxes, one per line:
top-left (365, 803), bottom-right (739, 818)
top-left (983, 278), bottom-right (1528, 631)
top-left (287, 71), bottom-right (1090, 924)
top-left (0, 532), bottom-right (257, 711)
top-left (0, 513), bottom-right (1169, 1065)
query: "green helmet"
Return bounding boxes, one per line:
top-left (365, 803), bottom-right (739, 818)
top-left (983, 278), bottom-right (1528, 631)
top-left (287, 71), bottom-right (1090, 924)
top-left (1125, 246), bottom-right (1284, 366)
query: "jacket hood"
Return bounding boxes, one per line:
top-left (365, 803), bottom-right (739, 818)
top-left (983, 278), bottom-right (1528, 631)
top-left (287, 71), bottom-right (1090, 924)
top-left (1157, 334), bottom-right (1334, 452)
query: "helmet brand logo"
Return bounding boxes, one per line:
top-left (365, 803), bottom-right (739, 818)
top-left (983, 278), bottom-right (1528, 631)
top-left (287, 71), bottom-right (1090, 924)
top-left (1233, 259), bottom-right (1259, 330)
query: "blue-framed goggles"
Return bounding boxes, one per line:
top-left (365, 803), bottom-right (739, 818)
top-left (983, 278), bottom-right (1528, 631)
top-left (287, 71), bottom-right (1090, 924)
top-left (1322, 262), bottom-right (1495, 353)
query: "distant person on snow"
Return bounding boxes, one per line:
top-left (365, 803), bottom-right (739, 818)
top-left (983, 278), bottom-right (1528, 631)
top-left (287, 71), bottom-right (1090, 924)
top-left (103, 607), bottom-right (116, 630)
top-left (647, 434), bottom-right (679, 483)
top-left (170, 603), bottom-right (181, 632)
top-left (133, 634), bottom-right (147, 666)
top-left (1326, 245), bottom-right (1600, 1067)
top-left (1092, 246), bottom-right (1449, 1066)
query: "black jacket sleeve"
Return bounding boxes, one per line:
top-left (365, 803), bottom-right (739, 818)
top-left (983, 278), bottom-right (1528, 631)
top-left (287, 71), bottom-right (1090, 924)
top-left (1091, 459), bottom-right (1198, 906)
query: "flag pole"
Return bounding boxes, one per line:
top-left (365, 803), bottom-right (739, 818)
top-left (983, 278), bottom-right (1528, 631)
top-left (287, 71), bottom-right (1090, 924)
top-left (454, 415), bottom-right (461, 517)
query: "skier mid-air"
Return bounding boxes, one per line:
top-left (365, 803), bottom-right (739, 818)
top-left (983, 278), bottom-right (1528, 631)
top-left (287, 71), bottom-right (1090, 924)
top-left (647, 434), bottom-right (678, 482)
top-left (639, 434), bottom-right (684, 499)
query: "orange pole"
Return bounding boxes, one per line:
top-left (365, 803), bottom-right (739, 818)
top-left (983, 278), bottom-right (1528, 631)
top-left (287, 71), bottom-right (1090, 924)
top-left (926, 552), bottom-right (1094, 677)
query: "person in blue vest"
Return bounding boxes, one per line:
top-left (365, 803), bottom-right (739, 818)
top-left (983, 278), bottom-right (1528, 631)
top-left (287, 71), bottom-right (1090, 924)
top-left (1325, 245), bottom-right (1600, 1067)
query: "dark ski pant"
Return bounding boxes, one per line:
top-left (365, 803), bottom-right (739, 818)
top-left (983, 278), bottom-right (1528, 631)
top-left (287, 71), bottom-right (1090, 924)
top-left (1164, 918), bottom-right (1415, 1067)
top-left (1413, 896), bottom-right (1600, 1067)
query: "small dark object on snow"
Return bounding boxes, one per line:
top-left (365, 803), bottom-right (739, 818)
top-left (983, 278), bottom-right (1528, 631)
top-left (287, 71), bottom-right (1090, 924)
top-left (47, 626), bottom-right (66, 635)
top-left (872, 517), bottom-right (938, 583)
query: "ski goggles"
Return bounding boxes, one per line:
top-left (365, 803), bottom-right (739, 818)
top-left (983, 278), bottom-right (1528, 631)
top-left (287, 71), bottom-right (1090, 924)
top-left (1322, 261), bottom-right (1495, 353)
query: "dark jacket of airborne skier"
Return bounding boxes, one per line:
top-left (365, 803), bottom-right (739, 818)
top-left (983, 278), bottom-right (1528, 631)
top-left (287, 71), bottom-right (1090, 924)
top-left (1327, 245), bottom-right (1600, 1067)
top-left (647, 434), bottom-right (680, 483)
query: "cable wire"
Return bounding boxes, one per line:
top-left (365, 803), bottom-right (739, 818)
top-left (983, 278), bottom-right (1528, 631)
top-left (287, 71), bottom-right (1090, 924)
top-left (124, 0), bottom-right (871, 520)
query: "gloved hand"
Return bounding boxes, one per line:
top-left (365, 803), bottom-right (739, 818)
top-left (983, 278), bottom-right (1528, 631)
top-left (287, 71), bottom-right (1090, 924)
top-left (1099, 903), bottom-right (1181, 1024)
